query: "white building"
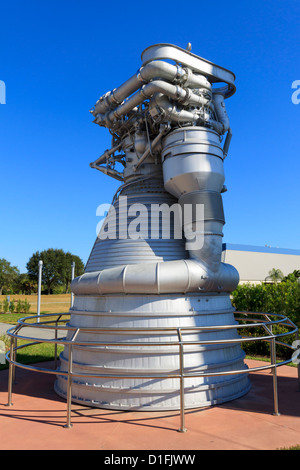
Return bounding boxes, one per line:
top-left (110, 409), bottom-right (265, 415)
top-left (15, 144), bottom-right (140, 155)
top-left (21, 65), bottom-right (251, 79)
top-left (222, 243), bottom-right (300, 284)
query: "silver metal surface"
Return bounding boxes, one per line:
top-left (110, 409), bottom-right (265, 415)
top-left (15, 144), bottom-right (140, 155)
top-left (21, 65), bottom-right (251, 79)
top-left (55, 293), bottom-right (250, 410)
top-left (141, 43), bottom-right (236, 97)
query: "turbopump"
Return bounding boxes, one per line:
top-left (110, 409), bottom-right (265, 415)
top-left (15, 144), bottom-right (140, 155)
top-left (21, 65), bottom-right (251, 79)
top-left (55, 43), bottom-right (250, 410)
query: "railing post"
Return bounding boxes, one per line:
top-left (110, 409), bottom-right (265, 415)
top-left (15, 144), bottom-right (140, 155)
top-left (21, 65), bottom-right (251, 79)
top-left (270, 336), bottom-right (280, 416)
top-left (6, 337), bottom-right (14, 407)
top-left (54, 315), bottom-right (62, 370)
top-left (13, 336), bottom-right (18, 383)
top-left (177, 328), bottom-right (187, 433)
top-left (64, 344), bottom-right (73, 428)
top-left (262, 321), bottom-right (280, 416)
top-left (54, 326), bottom-right (58, 370)
top-left (64, 328), bottom-right (79, 429)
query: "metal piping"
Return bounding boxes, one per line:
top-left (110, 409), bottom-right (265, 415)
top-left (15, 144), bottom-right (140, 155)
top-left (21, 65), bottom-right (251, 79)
top-left (89, 164), bottom-right (124, 181)
top-left (213, 92), bottom-right (230, 133)
top-left (94, 80), bottom-right (214, 128)
top-left (139, 60), bottom-right (212, 90)
top-left (223, 128), bottom-right (233, 158)
top-left (149, 94), bottom-right (198, 123)
top-left (141, 43), bottom-right (236, 97)
top-left (91, 60), bottom-right (212, 116)
top-left (133, 123), bottom-right (169, 171)
top-left (149, 94), bottom-right (227, 135)
top-left (90, 142), bottom-right (122, 167)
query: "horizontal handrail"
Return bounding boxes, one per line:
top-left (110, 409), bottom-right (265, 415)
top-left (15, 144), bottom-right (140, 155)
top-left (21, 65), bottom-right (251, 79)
top-left (4, 310), bottom-right (300, 431)
top-left (5, 353), bottom-right (295, 379)
top-left (5, 318), bottom-right (298, 348)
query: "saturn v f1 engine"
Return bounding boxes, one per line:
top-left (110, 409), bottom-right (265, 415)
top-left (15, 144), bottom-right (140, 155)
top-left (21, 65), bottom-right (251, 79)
top-left (55, 43), bottom-right (250, 410)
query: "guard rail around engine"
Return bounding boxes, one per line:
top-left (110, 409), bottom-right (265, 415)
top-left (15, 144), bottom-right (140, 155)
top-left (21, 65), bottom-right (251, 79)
top-left (4, 311), bottom-right (300, 432)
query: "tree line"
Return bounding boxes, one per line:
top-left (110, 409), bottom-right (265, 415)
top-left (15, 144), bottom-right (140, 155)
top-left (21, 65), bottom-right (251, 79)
top-left (0, 249), bottom-right (85, 295)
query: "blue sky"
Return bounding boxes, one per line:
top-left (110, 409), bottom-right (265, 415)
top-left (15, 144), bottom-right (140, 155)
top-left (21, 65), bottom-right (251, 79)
top-left (0, 0), bottom-right (299, 273)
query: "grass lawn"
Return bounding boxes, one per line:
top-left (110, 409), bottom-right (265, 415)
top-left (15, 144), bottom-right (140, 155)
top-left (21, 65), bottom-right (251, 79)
top-left (0, 294), bottom-right (70, 369)
top-left (0, 294), bottom-right (71, 324)
top-left (0, 335), bottom-right (64, 371)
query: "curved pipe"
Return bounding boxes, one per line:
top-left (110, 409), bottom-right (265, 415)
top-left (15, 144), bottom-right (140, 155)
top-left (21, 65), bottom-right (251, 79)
top-left (138, 61), bottom-right (212, 90)
top-left (95, 80), bottom-right (214, 128)
top-left (150, 94), bottom-right (198, 123)
top-left (213, 93), bottom-right (230, 133)
top-left (71, 259), bottom-right (239, 296)
top-left (141, 43), bottom-right (236, 98)
top-left (91, 60), bottom-right (212, 116)
top-left (223, 128), bottom-right (232, 158)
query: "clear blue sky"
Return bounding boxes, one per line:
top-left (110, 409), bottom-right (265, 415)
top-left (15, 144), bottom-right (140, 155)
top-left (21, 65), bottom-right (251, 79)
top-left (0, 0), bottom-right (299, 273)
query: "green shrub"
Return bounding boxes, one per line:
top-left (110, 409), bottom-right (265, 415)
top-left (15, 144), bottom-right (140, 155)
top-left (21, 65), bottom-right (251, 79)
top-left (0, 298), bottom-right (31, 315)
top-left (16, 299), bottom-right (22, 313)
top-left (232, 279), bottom-right (300, 359)
top-left (232, 280), bottom-right (300, 325)
top-left (9, 300), bottom-right (15, 313)
top-left (22, 299), bottom-right (31, 314)
top-left (2, 299), bottom-right (9, 314)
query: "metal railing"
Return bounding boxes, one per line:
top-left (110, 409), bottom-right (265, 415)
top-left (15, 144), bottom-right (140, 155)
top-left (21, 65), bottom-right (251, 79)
top-left (4, 311), bottom-right (300, 432)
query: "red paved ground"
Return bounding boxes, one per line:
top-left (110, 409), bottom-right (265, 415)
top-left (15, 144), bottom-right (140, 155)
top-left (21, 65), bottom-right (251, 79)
top-left (0, 359), bottom-right (299, 450)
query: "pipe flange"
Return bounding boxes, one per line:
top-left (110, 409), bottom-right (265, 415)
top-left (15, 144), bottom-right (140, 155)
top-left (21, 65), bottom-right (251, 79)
top-left (180, 67), bottom-right (192, 86)
top-left (111, 89), bottom-right (123, 106)
top-left (136, 69), bottom-right (147, 84)
top-left (172, 65), bottom-right (187, 85)
top-left (140, 84), bottom-right (151, 99)
top-left (177, 87), bottom-right (192, 106)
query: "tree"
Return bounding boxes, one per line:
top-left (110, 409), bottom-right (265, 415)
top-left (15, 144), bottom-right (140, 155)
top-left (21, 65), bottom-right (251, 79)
top-left (265, 268), bottom-right (284, 284)
top-left (27, 249), bottom-right (66, 294)
top-left (0, 258), bottom-right (19, 295)
top-left (282, 270), bottom-right (300, 283)
top-left (26, 249), bottom-right (85, 294)
top-left (13, 273), bottom-right (37, 295)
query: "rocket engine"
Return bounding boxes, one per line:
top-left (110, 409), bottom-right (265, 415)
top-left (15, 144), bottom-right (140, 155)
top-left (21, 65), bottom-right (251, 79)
top-left (55, 43), bottom-right (250, 410)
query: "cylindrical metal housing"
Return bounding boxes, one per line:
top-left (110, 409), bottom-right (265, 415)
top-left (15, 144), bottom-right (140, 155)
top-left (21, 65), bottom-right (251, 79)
top-left (55, 293), bottom-right (250, 410)
top-left (162, 127), bottom-right (225, 198)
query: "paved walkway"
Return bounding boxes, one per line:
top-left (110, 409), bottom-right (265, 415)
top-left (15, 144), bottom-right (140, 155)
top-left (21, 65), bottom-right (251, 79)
top-left (0, 359), bottom-right (299, 450)
top-left (0, 323), bottom-right (15, 336)
top-left (0, 322), bottom-right (65, 340)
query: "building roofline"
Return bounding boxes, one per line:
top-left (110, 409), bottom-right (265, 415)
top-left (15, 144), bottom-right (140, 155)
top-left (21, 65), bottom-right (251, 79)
top-left (222, 243), bottom-right (300, 256)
